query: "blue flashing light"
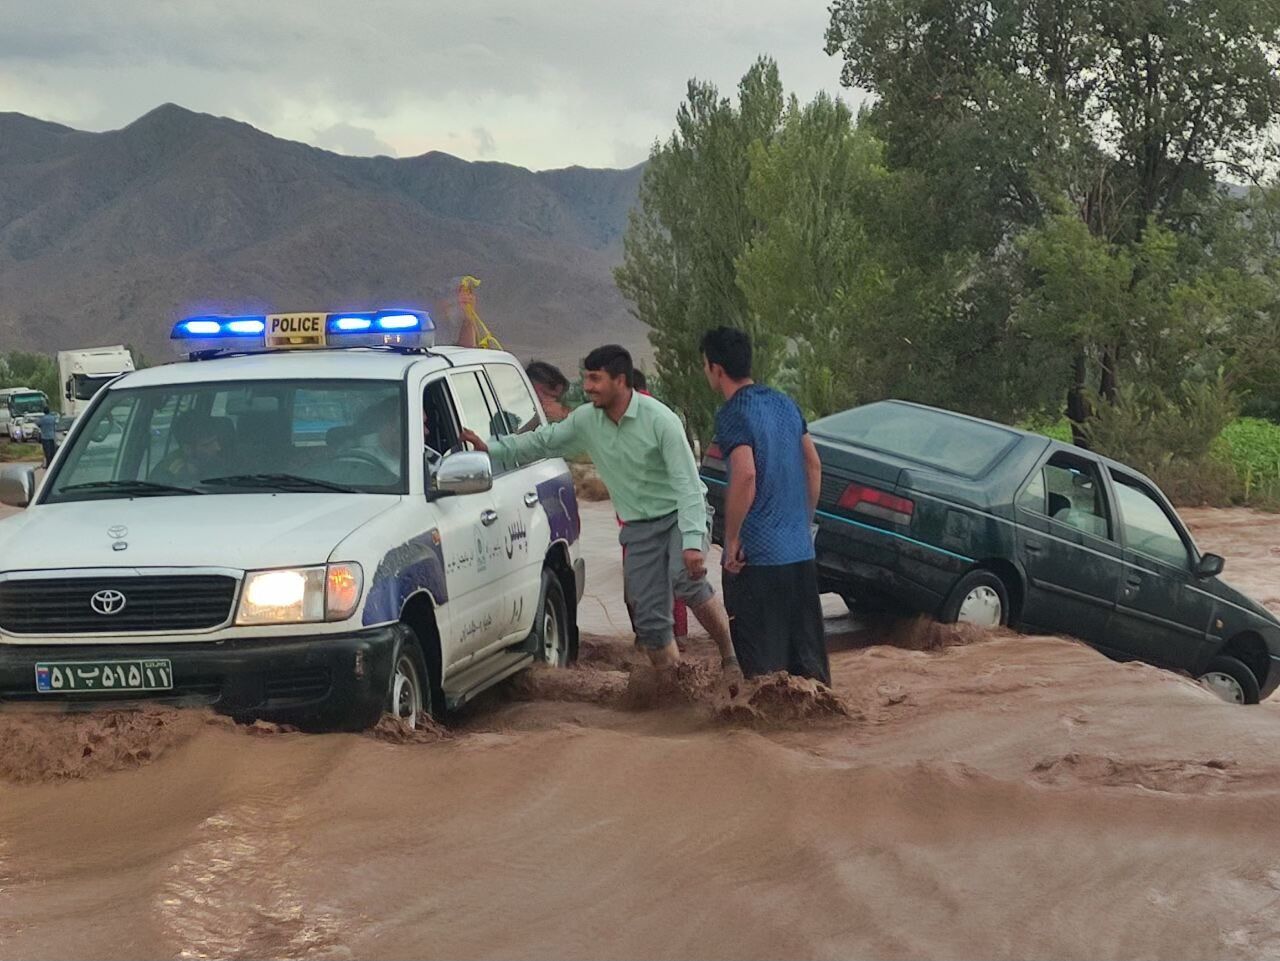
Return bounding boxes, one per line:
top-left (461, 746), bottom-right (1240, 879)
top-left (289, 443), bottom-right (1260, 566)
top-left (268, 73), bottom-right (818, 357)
top-left (172, 315), bottom-right (268, 340)
top-left (331, 315), bottom-right (374, 332)
top-left (172, 308), bottom-right (435, 352)
top-left (375, 313), bottom-right (420, 331)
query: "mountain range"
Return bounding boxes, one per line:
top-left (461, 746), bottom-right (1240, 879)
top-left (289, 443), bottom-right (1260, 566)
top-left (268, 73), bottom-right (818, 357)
top-left (0, 104), bottom-right (647, 371)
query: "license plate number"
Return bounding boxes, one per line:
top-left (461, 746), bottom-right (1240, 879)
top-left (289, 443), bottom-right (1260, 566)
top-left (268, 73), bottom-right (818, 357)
top-left (34, 659), bottom-right (174, 694)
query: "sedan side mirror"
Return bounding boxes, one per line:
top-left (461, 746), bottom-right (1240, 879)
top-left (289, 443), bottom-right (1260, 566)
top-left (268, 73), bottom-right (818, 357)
top-left (0, 465), bottom-right (36, 509)
top-left (429, 450), bottom-right (493, 498)
top-left (1196, 553), bottom-right (1225, 579)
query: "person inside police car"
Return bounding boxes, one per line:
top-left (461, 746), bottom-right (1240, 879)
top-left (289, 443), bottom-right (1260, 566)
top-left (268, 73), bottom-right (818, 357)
top-left (153, 413), bottom-right (230, 486)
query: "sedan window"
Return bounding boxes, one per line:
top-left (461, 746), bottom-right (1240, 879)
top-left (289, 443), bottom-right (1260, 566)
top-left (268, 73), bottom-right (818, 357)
top-left (1017, 467), bottom-right (1047, 514)
top-left (1020, 453), bottom-right (1112, 540)
top-left (1111, 475), bottom-right (1191, 568)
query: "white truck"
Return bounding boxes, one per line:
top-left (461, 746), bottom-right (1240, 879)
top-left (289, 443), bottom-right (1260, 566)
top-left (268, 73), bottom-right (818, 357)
top-left (57, 346), bottom-right (136, 418)
top-left (5, 390), bottom-right (51, 442)
top-left (0, 387), bottom-right (34, 439)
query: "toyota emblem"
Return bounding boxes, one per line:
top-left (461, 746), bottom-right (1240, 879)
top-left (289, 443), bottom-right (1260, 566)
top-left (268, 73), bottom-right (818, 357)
top-left (89, 589), bottom-right (127, 616)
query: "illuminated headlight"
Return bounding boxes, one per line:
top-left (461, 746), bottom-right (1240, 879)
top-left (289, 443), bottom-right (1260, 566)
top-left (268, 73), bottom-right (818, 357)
top-left (236, 563), bottom-right (364, 625)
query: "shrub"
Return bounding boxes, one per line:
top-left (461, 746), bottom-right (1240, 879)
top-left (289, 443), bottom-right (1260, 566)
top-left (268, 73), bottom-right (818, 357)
top-left (1081, 381), bottom-right (1237, 474)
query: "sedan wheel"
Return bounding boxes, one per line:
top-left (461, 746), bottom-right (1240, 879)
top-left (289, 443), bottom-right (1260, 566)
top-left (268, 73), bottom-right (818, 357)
top-left (1198, 671), bottom-right (1245, 705)
top-left (940, 570), bottom-right (1010, 628)
top-left (1195, 654), bottom-right (1260, 706)
top-left (957, 585), bottom-right (1003, 628)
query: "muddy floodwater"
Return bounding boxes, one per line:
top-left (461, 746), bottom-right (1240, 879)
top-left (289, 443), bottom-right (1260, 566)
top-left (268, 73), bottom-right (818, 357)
top-left (3, 501), bottom-right (1280, 960)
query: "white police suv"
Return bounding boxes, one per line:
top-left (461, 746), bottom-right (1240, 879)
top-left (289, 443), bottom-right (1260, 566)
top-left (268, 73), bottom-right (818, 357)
top-left (0, 310), bottom-right (585, 730)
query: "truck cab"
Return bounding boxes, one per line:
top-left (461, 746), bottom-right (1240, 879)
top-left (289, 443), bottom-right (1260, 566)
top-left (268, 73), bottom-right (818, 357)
top-left (57, 346), bottom-right (136, 418)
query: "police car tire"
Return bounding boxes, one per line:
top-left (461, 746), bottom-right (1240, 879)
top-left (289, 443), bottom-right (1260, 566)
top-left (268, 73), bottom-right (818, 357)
top-left (386, 629), bottom-right (434, 724)
top-left (535, 568), bottom-right (571, 668)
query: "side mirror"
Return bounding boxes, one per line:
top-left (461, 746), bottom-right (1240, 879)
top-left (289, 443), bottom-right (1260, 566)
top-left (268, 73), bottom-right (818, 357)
top-left (0, 465), bottom-right (36, 509)
top-left (429, 450), bottom-right (492, 498)
top-left (1196, 553), bottom-right (1225, 579)
top-left (64, 379), bottom-right (73, 401)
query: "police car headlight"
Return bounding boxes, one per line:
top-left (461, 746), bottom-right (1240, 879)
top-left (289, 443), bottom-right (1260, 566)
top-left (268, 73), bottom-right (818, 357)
top-left (236, 563), bottom-right (363, 625)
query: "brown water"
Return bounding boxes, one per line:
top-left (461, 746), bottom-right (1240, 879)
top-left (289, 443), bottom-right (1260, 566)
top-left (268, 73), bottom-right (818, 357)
top-left (2, 509), bottom-right (1280, 959)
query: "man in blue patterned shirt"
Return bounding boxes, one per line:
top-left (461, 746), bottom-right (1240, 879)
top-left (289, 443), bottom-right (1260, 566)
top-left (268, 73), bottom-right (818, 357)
top-left (701, 327), bottom-right (829, 684)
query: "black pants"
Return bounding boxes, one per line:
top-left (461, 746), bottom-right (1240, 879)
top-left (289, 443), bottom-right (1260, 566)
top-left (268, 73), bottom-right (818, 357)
top-left (40, 439), bottom-right (55, 467)
top-left (723, 560), bottom-right (830, 685)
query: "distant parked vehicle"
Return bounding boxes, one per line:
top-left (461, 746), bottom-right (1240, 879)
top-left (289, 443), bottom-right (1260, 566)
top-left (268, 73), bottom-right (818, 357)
top-left (56, 346), bottom-right (135, 418)
top-left (701, 399), bottom-right (1280, 705)
top-left (2, 389), bottom-right (47, 440)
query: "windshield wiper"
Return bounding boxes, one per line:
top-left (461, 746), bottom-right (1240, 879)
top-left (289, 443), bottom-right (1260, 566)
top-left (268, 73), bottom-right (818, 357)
top-left (59, 480), bottom-right (204, 496)
top-left (201, 473), bottom-right (358, 494)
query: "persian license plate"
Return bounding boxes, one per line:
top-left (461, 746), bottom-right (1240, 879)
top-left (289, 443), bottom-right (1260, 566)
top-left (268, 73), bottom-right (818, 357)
top-left (265, 312), bottom-right (327, 349)
top-left (34, 659), bottom-right (174, 694)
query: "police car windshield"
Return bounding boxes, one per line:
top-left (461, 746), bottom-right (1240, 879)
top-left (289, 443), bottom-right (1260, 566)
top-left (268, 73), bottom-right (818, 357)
top-left (45, 378), bottom-right (408, 503)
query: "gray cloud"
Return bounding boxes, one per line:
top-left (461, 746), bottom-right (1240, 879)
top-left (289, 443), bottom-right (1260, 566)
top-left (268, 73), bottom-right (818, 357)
top-left (0, 0), bottom-right (866, 169)
top-left (313, 122), bottom-right (397, 157)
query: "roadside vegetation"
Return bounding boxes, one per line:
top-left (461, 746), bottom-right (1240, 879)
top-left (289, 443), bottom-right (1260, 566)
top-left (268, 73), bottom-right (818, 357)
top-left (0, 442), bottom-right (41, 463)
top-left (615, 0), bottom-right (1280, 508)
top-left (0, 346), bottom-right (149, 403)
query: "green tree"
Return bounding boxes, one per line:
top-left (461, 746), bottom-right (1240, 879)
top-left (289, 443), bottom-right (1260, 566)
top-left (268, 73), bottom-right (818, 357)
top-left (735, 95), bottom-right (893, 418)
top-left (827, 0), bottom-right (1280, 433)
top-left (0, 351), bottom-right (58, 406)
top-left (616, 57), bottom-right (785, 443)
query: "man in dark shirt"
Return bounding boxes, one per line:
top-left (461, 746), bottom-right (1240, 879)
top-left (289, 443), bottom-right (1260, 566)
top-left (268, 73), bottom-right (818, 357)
top-left (36, 406), bottom-right (58, 468)
top-left (701, 326), bottom-right (829, 684)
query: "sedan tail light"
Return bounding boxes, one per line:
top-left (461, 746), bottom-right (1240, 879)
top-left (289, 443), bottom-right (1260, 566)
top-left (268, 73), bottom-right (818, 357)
top-left (837, 483), bottom-right (915, 525)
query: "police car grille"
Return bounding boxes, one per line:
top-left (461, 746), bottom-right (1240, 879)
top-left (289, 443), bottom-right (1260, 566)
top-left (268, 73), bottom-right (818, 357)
top-left (0, 576), bottom-right (239, 635)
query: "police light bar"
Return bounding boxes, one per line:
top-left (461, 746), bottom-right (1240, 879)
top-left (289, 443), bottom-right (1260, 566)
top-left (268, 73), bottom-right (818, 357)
top-left (171, 309), bottom-right (435, 354)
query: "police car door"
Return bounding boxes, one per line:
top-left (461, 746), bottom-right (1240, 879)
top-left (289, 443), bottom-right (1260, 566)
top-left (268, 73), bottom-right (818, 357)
top-left (421, 373), bottom-right (504, 664)
top-left (480, 361), bottom-right (549, 645)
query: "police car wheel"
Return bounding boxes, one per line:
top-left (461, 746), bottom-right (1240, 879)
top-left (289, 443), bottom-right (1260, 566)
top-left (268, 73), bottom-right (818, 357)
top-left (387, 633), bottom-right (431, 728)
top-left (535, 569), bottom-right (570, 668)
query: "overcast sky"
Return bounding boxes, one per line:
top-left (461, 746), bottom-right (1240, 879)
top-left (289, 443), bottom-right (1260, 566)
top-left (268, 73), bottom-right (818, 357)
top-left (0, 0), bottom-right (866, 170)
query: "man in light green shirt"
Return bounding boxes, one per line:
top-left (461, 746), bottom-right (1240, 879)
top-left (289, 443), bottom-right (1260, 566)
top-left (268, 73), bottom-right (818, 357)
top-left (462, 345), bottom-right (737, 673)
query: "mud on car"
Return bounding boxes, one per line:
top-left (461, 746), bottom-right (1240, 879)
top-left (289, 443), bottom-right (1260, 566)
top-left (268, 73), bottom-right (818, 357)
top-left (702, 399), bottom-right (1280, 705)
top-left (0, 311), bottom-right (585, 730)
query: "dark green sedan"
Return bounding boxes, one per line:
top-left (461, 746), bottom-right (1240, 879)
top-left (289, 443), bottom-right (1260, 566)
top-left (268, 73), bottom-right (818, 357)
top-left (701, 399), bottom-right (1280, 705)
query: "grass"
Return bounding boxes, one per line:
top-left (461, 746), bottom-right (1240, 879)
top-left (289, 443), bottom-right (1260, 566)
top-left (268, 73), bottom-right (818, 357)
top-left (0, 442), bottom-right (41, 463)
top-left (1219, 418), bottom-right (1280, 482)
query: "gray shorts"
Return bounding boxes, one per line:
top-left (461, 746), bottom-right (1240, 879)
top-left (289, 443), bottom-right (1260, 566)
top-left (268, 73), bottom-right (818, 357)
top-left (619, 511), bottom-right (715, 649)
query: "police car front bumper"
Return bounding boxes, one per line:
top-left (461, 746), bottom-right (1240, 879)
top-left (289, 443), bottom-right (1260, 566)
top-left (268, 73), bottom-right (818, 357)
top-left (0, 624), bottom-right (406, 731)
